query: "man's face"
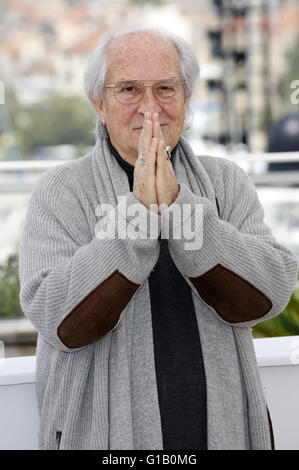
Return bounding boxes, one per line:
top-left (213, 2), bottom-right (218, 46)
top-left (95, 34), bottom-right (190, 164)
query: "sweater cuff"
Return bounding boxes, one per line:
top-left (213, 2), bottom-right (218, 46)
top-left (124, 192), bottom-right (161, 239)
top-left (160, 182), bottom-right (205, 248)
top-left (96, 191), bottom-right (161, 241)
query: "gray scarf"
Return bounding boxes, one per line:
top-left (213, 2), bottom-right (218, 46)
top-left (90, 135), bottom-right (272, 450)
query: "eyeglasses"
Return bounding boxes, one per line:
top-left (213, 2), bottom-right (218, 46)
top-left (104, 77), bottom-right (186, 104)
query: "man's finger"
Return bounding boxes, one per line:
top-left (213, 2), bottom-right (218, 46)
top-left (153, 121), bottom-right (160, 141)
top-left (136, 137), bottom-right (158, 171)
top-left (138, 114), bottom-right (152, 155)
top-left (157, 139), bottom-right (168, 169)
top-left (147, 137), bottom-right (158, 170)
top-left (153, 113), bottom-right (164, 141)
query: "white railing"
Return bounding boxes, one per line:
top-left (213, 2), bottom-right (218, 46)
top-left (0, 336), bottom-right (299, 450)
top-left (1, 151), bottom-right (299, 192)
top-left (0, 151), bottom-right (298, 169)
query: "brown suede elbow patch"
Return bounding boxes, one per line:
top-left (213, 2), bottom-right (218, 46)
top-left (57, 270), bottom-right (140, 348)
top-left (189, 264), bottom-right (272, 323)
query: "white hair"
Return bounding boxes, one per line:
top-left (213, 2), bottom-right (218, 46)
top-left (83, 28), bottom-right (200, 139)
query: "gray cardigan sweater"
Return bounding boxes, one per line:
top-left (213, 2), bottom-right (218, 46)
top-left (18, 136), bottom-right (298, 450)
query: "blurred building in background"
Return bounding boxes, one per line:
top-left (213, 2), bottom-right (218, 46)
top-left (0, 0), bottom-right (298, 158)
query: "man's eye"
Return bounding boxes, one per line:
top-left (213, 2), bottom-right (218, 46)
top-left (120, 85), bottom-right (136, 93)
top-left (158, 85), bottom-right (175, 93)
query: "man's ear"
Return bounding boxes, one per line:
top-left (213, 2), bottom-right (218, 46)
top-left (89, 94), bottom-right (106, 126)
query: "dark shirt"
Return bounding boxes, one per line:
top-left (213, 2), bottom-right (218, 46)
top-left (108, 138), bottom-right (207, 450)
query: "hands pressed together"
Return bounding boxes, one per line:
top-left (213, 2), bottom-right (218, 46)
top-left (133, 112), bottom-right (179, 213)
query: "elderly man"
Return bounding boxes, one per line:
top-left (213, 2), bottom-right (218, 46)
top-left (19, 29), bottom-right (297, 451)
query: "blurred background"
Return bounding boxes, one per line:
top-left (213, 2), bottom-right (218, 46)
top-left (0, 0), bottom-right (299, 357)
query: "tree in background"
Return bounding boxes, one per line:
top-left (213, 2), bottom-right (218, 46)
top-left (279, 34), bottom-right (299, 117)
top-left (0, 254), bottom-right (23, 318)
top-left (5, 91), bottom-right (96, 158)
top-left (253, 273), bottom-right (299, 338)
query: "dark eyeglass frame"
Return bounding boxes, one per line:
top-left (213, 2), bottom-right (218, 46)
top-left (104, 77), bottom-right (186, 104)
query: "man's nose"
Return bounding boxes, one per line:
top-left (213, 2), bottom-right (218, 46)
top-left (137, 86), bottom-right (162, 114)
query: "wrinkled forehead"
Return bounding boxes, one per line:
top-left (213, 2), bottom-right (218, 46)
top-left (106, 33), bottom-right (181, 82)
